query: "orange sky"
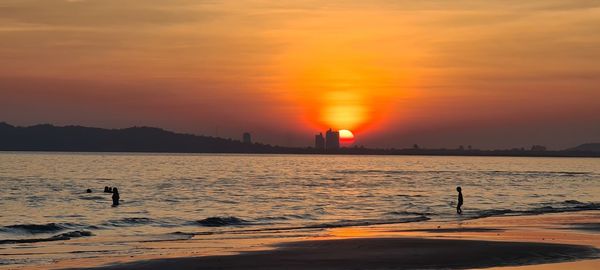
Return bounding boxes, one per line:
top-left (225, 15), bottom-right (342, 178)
top-left (1, 0), bottom-right (599, 149)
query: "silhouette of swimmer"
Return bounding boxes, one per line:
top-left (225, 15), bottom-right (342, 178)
top-left (104, 186), bottom-right (110, 193)
top-left (456, 186), bottom-right (463, 214)
top-left (86, 188), bottom-right (92, 193)
top-left (108, 187), bottom-right (113, 193)
top-left (112, 187), bottom-right (120, 206)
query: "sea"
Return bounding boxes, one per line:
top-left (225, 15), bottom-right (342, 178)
top-left (1, 152), bottom-right (599, 268)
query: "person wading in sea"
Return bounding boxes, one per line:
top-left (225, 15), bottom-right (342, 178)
top-left (456, 186), bottom-right (463, 214)
top-left (112, 187), bottom-right (120, 206)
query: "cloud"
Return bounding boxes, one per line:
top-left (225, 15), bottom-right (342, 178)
top-left (0, 0), bottom-right (220, 28)
top-left (1, 1), bottom-right (599, 148)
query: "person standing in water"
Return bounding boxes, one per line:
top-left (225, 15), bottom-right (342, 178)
top-left (112, 187), bottom-right (120, 206)
top-left (456, 186), bottom-right (463, 214)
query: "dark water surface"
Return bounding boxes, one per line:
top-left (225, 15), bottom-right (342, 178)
top-left (0, 153), bottom-right (599, 267)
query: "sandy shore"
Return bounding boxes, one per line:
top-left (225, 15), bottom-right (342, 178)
top-left (66, 237), bottom-right (598, 270)
top-left (7, 211), bottom-right (597, 270)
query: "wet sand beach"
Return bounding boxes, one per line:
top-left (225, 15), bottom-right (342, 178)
top-left (65, 238), bottom-right (597, 270)
top-left (48, 210), bottom-right (600, 270)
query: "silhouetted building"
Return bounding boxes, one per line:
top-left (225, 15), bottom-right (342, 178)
top-left (315, 133), bottom-right (325, 150)
top-left (243, 132), bottom-right (252, 144)
top-left (530, 145), bottom-right (547, 151)
top-left (325, 128), bottom-right (340, 150)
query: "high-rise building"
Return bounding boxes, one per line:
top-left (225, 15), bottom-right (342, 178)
top-left (325, 128), bottom-right (340, 150)
top-left (242, 132), bottom-right (252, 144)
top-left (315, 132), bottom-right (325, 150)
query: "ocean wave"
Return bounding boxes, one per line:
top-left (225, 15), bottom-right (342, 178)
top-left (303, 216), bottom-right (430, 229)
top-left (174, 216), bottom-right (431, 238)
top-left (471, 201), bottom-right (600, 219)
top-left (386, 211), bottom-right (433, 216)
top-left (0, 223), bottom-right (74, 234)
top-left (525, 201), bottom-right (600, 214)
top-left (102, 217), bottom-right (187, 228)
top-left (473, 209), bottom-right (514, 218)
top-left (564, 200), bottom-right (585, 205)
top-left (481, 171), bottom-right (593, 178)
top-left (396, 194), bottom-right (426, 198)
top-left (181, 216), bottom-right (430, 236)
top-left (254, 214), bottom-right (317, 222)
top-left (53, 230), bottom-right (93, 239)
top-left (0, 230), bottom-right (92, 245)
top-left (79, 195), bottom-right (107, 201)
top-left (335, 169), bottom-right (593, 177)
top-left (254, 216), bottom-right (290, 222)
top-left (104, 217), bottom-right (154, 227)
top-left (197, 216), bottom-right (251, 227)
top-left (285, 213), bottom-right (316, 220)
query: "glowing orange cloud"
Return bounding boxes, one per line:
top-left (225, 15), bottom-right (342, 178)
top-left (266, 10), bottom-right (422, 135)
top-left (273, 39), bottom-right (401, 133)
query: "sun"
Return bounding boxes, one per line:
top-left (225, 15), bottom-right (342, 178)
top-left (339, 129), bottom-right (355, 145)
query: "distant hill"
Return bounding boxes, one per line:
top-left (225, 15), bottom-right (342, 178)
top-left (1, 122), bottom-right (598, 157)
top-left (569, 143), bottom-right (600, 152)
top-left (0, 122), bottom-right (287, 153)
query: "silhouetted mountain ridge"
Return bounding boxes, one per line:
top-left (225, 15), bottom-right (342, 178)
top-left (569, 143), bottom-right (600, 152)
top-left (1, 122), bottom-right (598, 157)
top-left (0, 122), bottom-right (281, 153)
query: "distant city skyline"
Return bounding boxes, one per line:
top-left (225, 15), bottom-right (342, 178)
top-left (3, 121), bottom-right (598, 155)
top-left (2, 121), bottom-right (595, 152)
top-left (0, 119), bottom-right (598, 150)
top-left (1, 1), bottom-right (599, 149)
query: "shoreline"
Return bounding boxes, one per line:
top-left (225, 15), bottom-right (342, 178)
top-left (39, 211), bottom-right (600, 270)
top-left (65, 238), bottom-right (599, 270)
